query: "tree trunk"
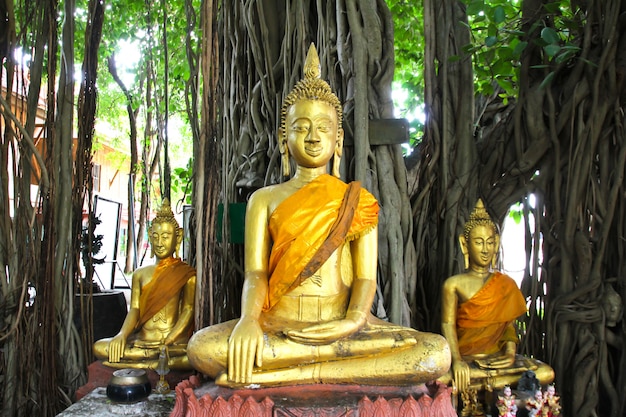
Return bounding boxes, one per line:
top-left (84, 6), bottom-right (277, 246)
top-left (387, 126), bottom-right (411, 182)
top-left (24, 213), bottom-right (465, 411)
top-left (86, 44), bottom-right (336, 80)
top-left (108, 55), bottom-right (140, 273)
top-left (412, 0), bottom-right (476, 331)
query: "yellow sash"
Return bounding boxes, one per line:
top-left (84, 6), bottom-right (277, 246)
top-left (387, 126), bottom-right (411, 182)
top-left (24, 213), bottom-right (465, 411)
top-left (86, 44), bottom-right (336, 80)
top-left (456, 272), bottom-right (526, 355)
top-left (265, 174), bottom-right (378, 311)
top-left (138, 257), bottom-right (195, 327)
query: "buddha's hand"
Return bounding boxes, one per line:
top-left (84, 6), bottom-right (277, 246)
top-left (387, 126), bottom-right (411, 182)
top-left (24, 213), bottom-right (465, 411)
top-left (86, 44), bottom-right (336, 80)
top-left (227, 317), bottom-right (264, 384)
top-left (474, 351), bottom-right (516, 369)
top-left (285, 318), bottom-right (360, 344)
top-left (108, 334), bottom-right (127, 363)
top-left (452, 360), bottom-right (471, 393)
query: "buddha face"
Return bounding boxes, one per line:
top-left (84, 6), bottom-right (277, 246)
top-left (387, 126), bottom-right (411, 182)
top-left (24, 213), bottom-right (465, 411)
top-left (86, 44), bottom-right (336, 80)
top-left (149, 221), bottom-right (179, 260)
top-left (465, 224), bottom-right (498, 270)
top-left (603, 287), bottom-right (623, 327)
top-left (282, 99), bottom-right (343, 169)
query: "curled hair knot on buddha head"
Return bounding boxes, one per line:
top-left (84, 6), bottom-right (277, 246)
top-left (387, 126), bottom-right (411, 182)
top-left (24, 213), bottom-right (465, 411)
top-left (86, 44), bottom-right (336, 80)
top-left (463, 199), bottom-right (498, 241)
top-left (279, 44), bottom-right (344, 178)
top-left (151, 198), bottom-right (180, 231)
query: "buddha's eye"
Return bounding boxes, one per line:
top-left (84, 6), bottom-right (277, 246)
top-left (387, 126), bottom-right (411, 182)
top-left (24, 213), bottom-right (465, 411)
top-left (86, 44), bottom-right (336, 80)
top-left (292, 123), bottom-right (309, 133)
top-left (317, 124), bottom-right (330, 133)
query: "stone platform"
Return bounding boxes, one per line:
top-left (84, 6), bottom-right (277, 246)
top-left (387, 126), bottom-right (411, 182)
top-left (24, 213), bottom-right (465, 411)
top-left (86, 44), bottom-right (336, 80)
top-left (171, 376), bottom-right (456, 417)
top-left (57, 387), bottom-right (175, 416)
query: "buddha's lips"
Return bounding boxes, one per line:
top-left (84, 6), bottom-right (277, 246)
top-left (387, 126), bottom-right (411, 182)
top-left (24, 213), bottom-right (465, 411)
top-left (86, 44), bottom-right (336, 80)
top-left (305, 147), bottom-right (323, 156)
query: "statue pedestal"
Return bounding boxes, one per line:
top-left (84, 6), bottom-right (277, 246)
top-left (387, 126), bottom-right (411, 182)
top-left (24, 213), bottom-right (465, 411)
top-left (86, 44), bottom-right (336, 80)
top-left (170, 376), bottom-right (456, 417)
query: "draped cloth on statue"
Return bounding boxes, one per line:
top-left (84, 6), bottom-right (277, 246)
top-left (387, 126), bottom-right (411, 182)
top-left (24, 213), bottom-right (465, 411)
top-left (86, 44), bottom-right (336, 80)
top-left (266, 174), bottom-right (379, 311)
top-left (456, 272), bottom-right (526, 356)
top-left (138, 257), bottom-right (196, 327)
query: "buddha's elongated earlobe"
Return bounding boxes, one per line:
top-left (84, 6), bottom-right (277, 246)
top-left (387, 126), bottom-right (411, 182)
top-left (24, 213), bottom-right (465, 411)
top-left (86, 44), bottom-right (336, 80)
top-left (279, 128), bottom-right (290, 177)
top-left (332, 155), bottom-right (340, 178)
top-left (175, 229), bottom-right (183, 258)
top-left (492, 235), bottom-right (500, 268)
top-left (459, 235), bottom-right (469, 270)
top-left (282, 149), bottom-right (290, 178)
top-left (332, 129), bottom-right (344, 178)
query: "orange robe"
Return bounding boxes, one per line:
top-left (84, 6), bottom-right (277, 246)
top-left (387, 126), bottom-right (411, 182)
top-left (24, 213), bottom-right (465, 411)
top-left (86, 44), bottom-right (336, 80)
top-left (265, 174), bottom-right (379, 311)
top-left (138, 257), bottom-right (195, 327)
top-left (456, 272), bottom-right (526, 356)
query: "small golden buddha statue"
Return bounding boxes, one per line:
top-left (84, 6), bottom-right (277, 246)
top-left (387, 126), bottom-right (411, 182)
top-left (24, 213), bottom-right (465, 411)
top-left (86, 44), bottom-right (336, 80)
top-left (93, 199), bottom-right (196, 370)
top-left (187, 44), bottom-right (451, 388)
top-left (440, 199), bottom-right (554, 395)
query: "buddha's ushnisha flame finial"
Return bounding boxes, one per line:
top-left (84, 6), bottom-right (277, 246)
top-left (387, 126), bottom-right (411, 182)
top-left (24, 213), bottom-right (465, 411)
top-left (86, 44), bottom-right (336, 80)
top-left (463, 198), bottom-right (497, 240)
top-left (152, 198), bottom-right (180, 230)
top-left (471, 199), bottom-right (488, 219)
top-left (303, 43), bottom-right (321, 80)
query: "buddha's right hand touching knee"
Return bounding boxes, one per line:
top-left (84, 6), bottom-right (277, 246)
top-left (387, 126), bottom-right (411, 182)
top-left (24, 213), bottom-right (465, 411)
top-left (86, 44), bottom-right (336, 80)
top-left (228, 317), bottom-right (264, 384)
top-left (108, 334), bottom-right (126, 363)
top-left (452, 360), bottom-right (471, 393)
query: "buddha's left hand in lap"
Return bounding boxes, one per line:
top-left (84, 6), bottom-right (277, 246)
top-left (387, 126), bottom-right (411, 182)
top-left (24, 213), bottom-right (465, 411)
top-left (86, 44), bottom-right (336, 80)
top-left (285, 317), bottom-right (362, 344)
top-left (474, 344), bottom-right (516, 369)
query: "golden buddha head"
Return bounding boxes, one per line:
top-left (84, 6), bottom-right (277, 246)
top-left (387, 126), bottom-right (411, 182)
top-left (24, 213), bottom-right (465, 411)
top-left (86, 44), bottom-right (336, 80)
top-left (279, 44), bottom-right (344, 178)
top-left (459, 199), bottom-right (500, 270)
top-left (149, 198), bottom-right (183, 259)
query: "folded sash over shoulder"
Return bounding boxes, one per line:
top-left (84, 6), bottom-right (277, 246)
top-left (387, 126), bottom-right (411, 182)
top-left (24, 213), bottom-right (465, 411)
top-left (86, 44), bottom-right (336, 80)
top-left (456, 271), bottom-right (527, 355)
top-left (266, 174), bottom-right (379, 311)
top-left (138, 257), bottom-right (196, 327)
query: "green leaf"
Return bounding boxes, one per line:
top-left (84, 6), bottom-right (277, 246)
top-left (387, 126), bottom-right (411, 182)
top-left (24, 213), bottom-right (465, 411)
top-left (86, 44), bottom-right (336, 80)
top-left (480, 80), bottom-right (495, 95)
top-left (541, 27), bottom-right (560, 45)
top-left (497, 46), bottom-right (513, 60)
top-left (539, 71), bottom-right (555, 89)
top-left (467, 0), bottom-right (485, 16)
top-left (462, 43), bottom-right (477, 54)
top-left (555, 49), bottom-right (576, 63)
top-left (472, 15), bottom-right (486, 23)
top-left (512, 41), bottom-right (528, 57)
top-left (485, 36), bottom-right (498, 47)
top-left (496, 77), bottom-right (515, 96)
top-left (494, 6), bottom-right (506, 24)
top-left (543, 44), bottom-right (561, 57)
top-left (508, 203), bottom-right (523, 224)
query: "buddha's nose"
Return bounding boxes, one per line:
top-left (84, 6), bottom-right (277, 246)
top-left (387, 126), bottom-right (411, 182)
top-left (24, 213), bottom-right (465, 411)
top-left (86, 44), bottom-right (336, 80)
top-left (307, 131), bottom-right (320, 142)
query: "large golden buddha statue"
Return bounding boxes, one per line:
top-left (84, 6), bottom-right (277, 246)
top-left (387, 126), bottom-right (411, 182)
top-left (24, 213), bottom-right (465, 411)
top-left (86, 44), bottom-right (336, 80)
top-left (93, 199), bottom-right (196, 370)
top-left (440, 199), bottom-right (554, 395)
top-left (187, 44), bottom-right (450, 388)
